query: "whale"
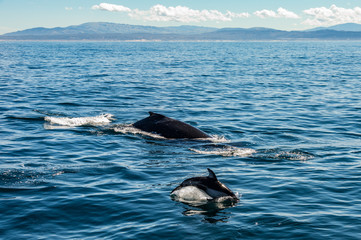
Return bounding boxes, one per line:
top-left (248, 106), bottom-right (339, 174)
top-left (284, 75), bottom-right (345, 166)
top-left (132, 112), bottom-right (210, 139)
top-left (171, 168), bottom-right (238, 203)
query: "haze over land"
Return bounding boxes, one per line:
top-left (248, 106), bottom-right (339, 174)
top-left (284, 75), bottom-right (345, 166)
top-left (2, 22), bottom-right (361, 41)
top-left (1, 1), bottom-right (361, 35)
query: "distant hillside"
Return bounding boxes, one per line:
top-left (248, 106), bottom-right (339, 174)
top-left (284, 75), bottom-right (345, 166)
top-left (308, 23), bottom-right (361, 32)
top-left (2, 22), bottom-right (361, 41)
top-left (3, 22), bottom-right (217, 36)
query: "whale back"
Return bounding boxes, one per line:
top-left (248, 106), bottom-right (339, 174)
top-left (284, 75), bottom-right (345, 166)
top-left (132, 112), bottom-right (210, 139)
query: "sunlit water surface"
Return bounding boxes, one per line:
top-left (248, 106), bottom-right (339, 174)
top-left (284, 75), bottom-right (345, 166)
top-left (1, 41), bottom-right (361, 239)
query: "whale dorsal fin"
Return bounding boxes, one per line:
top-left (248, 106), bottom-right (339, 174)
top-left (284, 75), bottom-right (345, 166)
top-left (148, 112), bottom-right (166, 119)
top-left (149, 112), bottom-right (164, 117)
top-left (207, 168), bottom-right (218, 181)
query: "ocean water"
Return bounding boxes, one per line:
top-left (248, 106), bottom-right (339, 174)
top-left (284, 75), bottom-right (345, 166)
top-left (1, 41), bottom-right (361, 240)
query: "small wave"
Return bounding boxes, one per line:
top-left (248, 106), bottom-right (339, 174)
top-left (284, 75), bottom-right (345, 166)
top-left (34, 109), bottom-right (63, 116)
top-left (27, 65), bottom-right (44, 70)
top-left (44, 114), bottom-right (115, 127)
top-left (6, 115), bottom-right (45, 122)
top-left (57, 102), bottom-right (83, 106)
top-left (274, 150), bottom-right (314, 161)
top-left (208, 135), bottom-right (229, 143)
top-left (261, 149), bottom-right (314, 161)
top-left (0, 168), bottom-right (48, 187)
top-left (86, 74), bottom-right (110, 78)
top-left (190, 145), bottom-right (256, 157)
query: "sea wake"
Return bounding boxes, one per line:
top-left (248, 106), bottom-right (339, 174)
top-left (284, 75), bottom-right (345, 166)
top-left (113, 124), bottom-right (167, 139)
top-left (190, 145), bottom-right (256, 157)
top-left (44, 114), bottom-right (115, 128)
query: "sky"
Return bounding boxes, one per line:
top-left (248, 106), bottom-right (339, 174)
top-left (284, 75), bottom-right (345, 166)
top-left (1, 0), bottom-right (361, 34)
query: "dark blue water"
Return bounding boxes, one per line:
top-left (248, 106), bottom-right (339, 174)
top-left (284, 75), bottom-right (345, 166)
top-left (1, 41), bottom-right (361, 239)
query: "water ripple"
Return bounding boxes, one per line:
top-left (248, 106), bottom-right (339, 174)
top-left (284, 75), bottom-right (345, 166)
top-left (1, 41), bottom-right (361, 239)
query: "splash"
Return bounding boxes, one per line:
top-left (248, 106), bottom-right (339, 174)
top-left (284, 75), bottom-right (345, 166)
top-left (274, 150), bottom-right (314, 161)
top-left (260, 149), bottom-right (314, 161)
top-left (190, 145), bottom-right (256, 157)
top-left (113, 124), bottom-right (166, 139)
top-left (208, 135), bottom-right (229, 143)
top-left (44, 114), bottom-right (115, 128)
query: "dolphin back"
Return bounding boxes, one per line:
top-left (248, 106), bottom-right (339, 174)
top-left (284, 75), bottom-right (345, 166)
top-left (171, 169), bottom-right (238, 201)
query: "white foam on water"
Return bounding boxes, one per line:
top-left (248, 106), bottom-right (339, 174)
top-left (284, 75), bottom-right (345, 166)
top-left (113, 124), bottom-right (166, 139)
top-left (275, 151), bottom-right (314, 161)
top-left (44, 113), bottom-right (115, 127)
top-left (208, 135), bottom-right (230, 143)
top-left (190, 145), bottom-right (256, 157)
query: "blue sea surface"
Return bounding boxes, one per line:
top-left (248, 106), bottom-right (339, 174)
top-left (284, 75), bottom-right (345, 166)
top-left (1, 41), bottom-right (361, 239)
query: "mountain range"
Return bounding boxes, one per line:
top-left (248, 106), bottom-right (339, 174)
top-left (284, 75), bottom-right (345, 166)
top-left (2, 22), bottom-right (361, 41)
top-left (308, 23), bottom-right (361, 32)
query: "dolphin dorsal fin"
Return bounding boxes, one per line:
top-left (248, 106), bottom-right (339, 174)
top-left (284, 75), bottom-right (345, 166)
top-left (207, 168), bottom-right (217, 181)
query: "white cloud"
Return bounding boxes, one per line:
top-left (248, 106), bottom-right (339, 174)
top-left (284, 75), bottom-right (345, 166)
top-left (277, 7), bottom-right (300, 19)
top-left (92, 3), bottom-right (249, 22)
top-left (254, 9), bottom-right (277, 18)
top-left (65, 7), bottom-right (73, 11)
top-left (92, 3), bottom-right (131, 12)
top-left (226, 11), bottom-right (250, 19)
top-left (303, 4), bottom-right (361, 26)
top-left (254, 7), bottom-right (299, 19)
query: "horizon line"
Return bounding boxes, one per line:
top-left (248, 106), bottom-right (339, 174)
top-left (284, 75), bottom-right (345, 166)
top-left (3, 21), bottom-right (361, 35)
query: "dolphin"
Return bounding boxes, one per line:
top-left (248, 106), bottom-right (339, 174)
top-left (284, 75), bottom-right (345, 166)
top-left (171, 168), bottom-right (238, 203)
top-left (132, 112), bottom-right (210, 139)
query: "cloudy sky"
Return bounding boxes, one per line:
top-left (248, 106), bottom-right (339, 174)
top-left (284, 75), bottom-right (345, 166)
top-left (1, 0), bottom-right (361, 34)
